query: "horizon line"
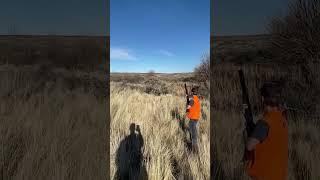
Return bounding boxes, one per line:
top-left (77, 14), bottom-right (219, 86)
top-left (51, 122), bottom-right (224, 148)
top-left (0, 34), bottom-right (109, 37)
top-left (212, 33), bottom-right (270, 38)
top-left (110, 71), bottom-right (193, 74)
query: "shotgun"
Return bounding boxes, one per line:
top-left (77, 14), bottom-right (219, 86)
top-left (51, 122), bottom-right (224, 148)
top-left (185, 83), bottom-right (190, 105)
top-left (238, 70), bottom-right (256, 162)
top-left (238, 69), bottom-right (255, 136)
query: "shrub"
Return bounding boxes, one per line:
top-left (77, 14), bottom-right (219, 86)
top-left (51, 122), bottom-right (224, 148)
top-left (194, 54), bottom-right (210, 82)
top-left (144, 79), bottom-right (169, 96)
top-left (269, 0), bottom-right (320, 64)
top-left (194, 54), bottom-right (210, 97)
top-left (147, 70), bottom-right (156, 78)
top-left (269, 0), bottom-right (320, 112)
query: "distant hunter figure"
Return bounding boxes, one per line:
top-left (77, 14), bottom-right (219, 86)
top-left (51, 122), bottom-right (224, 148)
top-left (186, 86), bottom-right (201, 153)
top-left (245, 82), bottom-right (288, 180)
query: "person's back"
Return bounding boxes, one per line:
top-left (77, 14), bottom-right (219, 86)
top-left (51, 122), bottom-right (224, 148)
top-left (245, 81), bottom-right (288, 180)
top-left (247, 110), bottom-right (288, 180)
top-left (187, 94), bottom-right (201, 120)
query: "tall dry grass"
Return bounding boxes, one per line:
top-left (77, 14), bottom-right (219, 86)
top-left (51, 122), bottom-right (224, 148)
top-left (211, 63), bottom-right (320, 180)
top-left (0, 65), bottom-right (107, 179)
top-left (110, 80), bottom-right (210, 180)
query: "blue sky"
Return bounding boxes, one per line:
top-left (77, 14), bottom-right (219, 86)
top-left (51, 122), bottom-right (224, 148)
top-left (110, 0), bottom-right (209, 73)
top-left (212, 0), bottom-right (289, 35)
top-left (0, 0), bottom-right (108, 35)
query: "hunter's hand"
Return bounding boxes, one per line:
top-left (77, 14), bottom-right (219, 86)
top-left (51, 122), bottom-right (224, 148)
top-left (242, 104), bottom-right (249, 113)
top-left (244, 149), bottom-right (255, 162)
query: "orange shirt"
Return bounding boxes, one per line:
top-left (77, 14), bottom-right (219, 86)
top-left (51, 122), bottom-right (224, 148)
top-left (247, 110), bottom-right (288, 180)
top-left (187, 95), bottom-right (201, 120)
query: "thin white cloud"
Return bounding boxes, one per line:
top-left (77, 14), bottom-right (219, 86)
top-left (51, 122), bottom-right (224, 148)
top-left (159, 49), bottom-right (175, 57)
top-left (111, 48), bottom-right (137, 60)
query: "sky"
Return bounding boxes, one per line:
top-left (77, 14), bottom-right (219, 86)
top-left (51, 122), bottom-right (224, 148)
top-left (0, 0), bottom-right (108, 36)
top-left (212, 0), bottom-right (289, 36)
top-left (110, 0), bottom-right (210, 73)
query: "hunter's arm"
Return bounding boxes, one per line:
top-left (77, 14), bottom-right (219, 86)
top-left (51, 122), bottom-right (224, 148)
top-left (246, 120), bottom-right (269, 151)
top-left (246, 138), bottom-right (260, 151)
top-left (186, 95), bottom-right (194, 111)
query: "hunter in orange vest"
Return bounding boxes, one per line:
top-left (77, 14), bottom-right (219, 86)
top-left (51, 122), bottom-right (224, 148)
top-left (186, 87), bottom-right (201, 153)
top-left (245, 82), bottom-right (288, 180)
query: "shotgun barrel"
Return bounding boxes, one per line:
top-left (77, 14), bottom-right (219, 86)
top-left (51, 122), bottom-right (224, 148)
top-left (185, 83), bottom-right (190, 105)
top-left (238, 70), bottom-right (255, 136)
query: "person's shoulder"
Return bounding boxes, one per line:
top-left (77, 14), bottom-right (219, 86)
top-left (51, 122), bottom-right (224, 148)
top-left (192, 94), bottom-right (201, 99)
top-left (256, 118), bottom-right (268, 125)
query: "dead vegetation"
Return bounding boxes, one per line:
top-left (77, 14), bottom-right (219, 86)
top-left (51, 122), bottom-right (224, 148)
top-left (194, 54), bottom-right (210, 97)
top-left (0, 63), bottom-right (107, 179)
top-left (110, 74), bottom-right (210, 179)
top-left (269, 0), bottom-right (320, 65)
top-left (111, 72), bottom-right (208, 98)
top-left (0, 35), bottom-right (108, 71)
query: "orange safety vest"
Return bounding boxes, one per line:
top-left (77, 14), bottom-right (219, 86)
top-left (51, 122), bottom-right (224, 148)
top-left (246, 110), bottom-right (288, 180)
top-left (187, 95), bottom-right (201, 120)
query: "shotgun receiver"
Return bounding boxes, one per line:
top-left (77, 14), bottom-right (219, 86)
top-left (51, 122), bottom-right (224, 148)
top-left (238, 70), bottom-right (255, 137)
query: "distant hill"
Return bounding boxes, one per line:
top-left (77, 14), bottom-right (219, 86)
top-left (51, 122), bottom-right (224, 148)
top-left (0, 35), bottom-right (109, 71)
top-left (110, 72), bottom-right (197, 83)
top-left (211, 34), bottom-right (275, 64)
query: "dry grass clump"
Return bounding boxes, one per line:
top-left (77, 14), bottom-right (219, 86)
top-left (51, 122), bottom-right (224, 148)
top-left (110, 81), bottom-right (210, 179)
top-left (144, 78), bottom-right (169, 96)
top-left (0, 65), bottom-right (107, 179)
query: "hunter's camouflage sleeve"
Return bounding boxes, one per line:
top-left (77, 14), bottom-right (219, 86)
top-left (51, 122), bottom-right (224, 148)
top-left (186, 95), bottom-right (194, 112)
top-left (251, 120), bottom-right (269, 142)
